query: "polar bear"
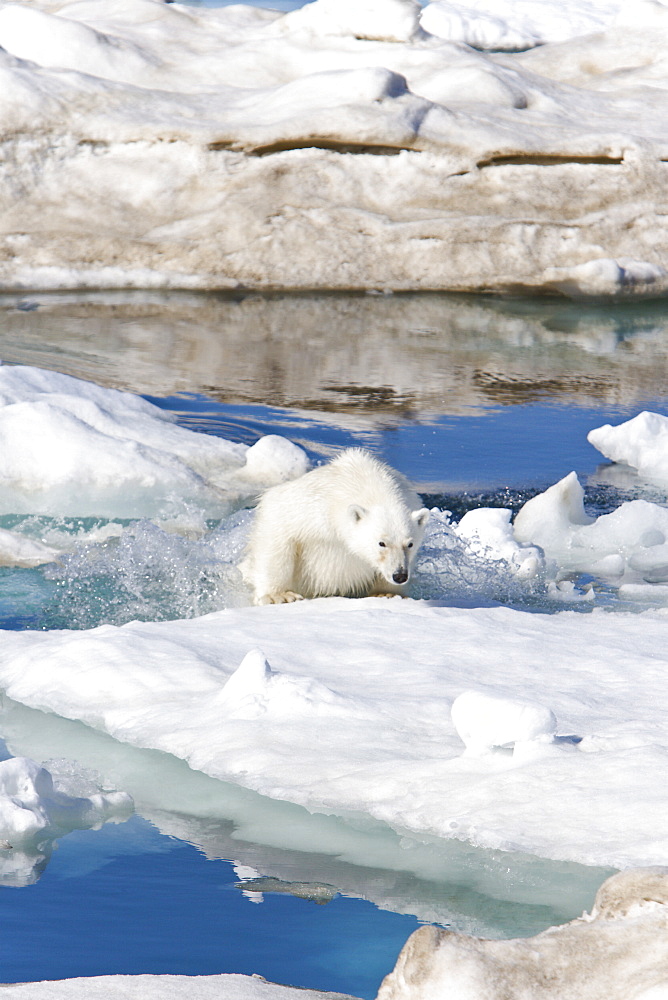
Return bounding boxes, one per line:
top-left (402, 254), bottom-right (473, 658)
top-left (240, 448), bottom-right (429, 605)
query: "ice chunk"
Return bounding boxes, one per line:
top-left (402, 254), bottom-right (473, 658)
top-left (240, 435), bottom-right (310, 483)
top-left (0, 365), bottom-right (307, 517)
top-left (0, 527), bottom-right (59, 568)
top-left (588, 411), bottom-right (668, 485)
top-left (454, 507), bottom-right (543, 579)
top-left (451, 690), bottom-right (557, 757)
top-left (513, 471), bottom-right (593, 550)
top-left (0, 754), bottom-right (132, 886)
top-left (514, 471), bottom-right (668, 585)
top-left (378, 867), bottom-right (668, 1000)
top-left (544, 259), bottom-right (668, 300)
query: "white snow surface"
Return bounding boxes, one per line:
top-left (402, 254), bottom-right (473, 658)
top-left (2, 0), bottom-right (668, 292)
top-left (0, 365), bottom-right (309, 518)
top-left (3, 975), bottom-right (357, 1000)
top-left (1, 598), bottom-right (668, 870)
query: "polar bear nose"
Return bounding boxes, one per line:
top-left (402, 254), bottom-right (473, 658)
top-left (393, 569), bottom-right (408, 584)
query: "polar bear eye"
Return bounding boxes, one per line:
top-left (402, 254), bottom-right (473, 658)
top-left (407, 542), bottom-right (414, 548)
top-left (378, 541), bottom-right (386, 547)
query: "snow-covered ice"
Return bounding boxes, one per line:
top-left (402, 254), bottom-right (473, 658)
top-left (0, 365), bottom-right (308, 519)
top-left (2, 0), bottom-right (668, 293)
top-left (3, 974), bottom-right (358, 1000)
top-left (1, 598), bottom-right (668, 870)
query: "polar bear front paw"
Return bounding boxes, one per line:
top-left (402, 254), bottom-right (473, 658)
top-left (257, 591), bottom-right (305, 605)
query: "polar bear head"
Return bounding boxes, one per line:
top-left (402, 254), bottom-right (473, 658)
top-left (347, 504), bottom-right (429, 585)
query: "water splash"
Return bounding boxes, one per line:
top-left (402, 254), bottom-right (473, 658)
top-left (41, 511), bottom-right (253, 629)
top-left (411, 510), bottom-right (549, 608)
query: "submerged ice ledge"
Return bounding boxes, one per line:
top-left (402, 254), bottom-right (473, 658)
top-left (1, 0), bottom-right (668, 293)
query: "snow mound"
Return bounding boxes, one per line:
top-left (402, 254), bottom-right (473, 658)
top-left (451, 690), bottom-right (557, 757)
top-left (284, 0), bottom-right (424, 42)
top-left (217, 649), bottom-right (367, 719)
top-left (420, 0), bottom-right (619, 49)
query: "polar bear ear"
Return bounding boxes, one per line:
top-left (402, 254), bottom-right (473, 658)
top-left (348, 504), bottom-right (368, 523)
top-left (412, 508), bottom-right (430, 528)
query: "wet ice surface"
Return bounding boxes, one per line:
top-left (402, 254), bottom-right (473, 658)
top-left (0, 292), bottom-right (667, 994)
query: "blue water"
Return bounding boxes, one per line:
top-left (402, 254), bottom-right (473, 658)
top-left (0, 816), bottom-right (418, 996)
top-left (151, 392), bottom-right (654, 490)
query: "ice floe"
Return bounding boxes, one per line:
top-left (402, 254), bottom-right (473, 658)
top-left (3, 974), bottom-right (357, 1000)
top-left (2, 0), bottom-right (668, 293)
top-left (0, 365), bottom-right (308, 520)
top-left (0, 600), bottom-right (667, 870)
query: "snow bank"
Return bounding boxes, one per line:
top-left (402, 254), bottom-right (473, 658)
top-left (0, 598), bottom-right (667, 870)
top-left (0, 365), bottom-right (308, 519)
top-left (2, 0), bottom-right (668, 293)
top-left (4, 974), bottom-right (358, 1000)
top-left (378, 867), bottom-right (668, 1000)
top-left (451, 690), bottom-right (557, 758)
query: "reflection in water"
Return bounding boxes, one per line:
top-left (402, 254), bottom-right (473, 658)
top-left (2, 291), bottom-right (668, 417)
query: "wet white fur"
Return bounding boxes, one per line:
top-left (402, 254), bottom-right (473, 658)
top-left (240, 449), bottom-right (429, 605)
